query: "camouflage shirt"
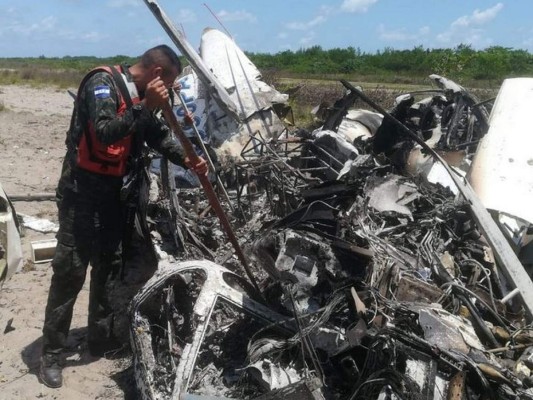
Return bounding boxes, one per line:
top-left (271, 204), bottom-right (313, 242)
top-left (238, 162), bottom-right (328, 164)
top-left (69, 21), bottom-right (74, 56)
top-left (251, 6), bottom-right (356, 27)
top-left (57, 64), bottom-right (185, 197)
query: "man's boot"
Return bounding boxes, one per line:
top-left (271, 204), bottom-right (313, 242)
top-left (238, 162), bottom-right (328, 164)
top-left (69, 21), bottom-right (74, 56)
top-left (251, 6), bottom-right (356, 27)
top-left (40, 353), bottom-right (63, 388)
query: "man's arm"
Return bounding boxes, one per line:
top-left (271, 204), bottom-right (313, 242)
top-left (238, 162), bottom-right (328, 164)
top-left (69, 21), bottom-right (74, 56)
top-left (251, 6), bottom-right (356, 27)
top-left (146, 119), bottom-right (208, 175)
top-left (82, 72), bottom-right (152, 145)
top-left (145, 122), bottom-right (187, 167)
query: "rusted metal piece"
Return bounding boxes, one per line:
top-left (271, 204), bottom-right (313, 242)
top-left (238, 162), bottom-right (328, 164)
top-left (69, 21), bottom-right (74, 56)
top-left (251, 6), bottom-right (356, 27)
top-left (447, 371), bottom-right (466, 400)
top-left (394, 274), bottom-right (443, 303)
top-left (161, 103), bottom-right (261, 294)
top-left (9, 193), bottom-right (56, 201)
top-left (487, 344), bottom-right (528, 354)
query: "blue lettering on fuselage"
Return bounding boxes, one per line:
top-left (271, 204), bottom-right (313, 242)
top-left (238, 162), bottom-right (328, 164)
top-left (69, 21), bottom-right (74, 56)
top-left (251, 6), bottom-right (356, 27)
top-left (174, 76), bottom-right (208, 142)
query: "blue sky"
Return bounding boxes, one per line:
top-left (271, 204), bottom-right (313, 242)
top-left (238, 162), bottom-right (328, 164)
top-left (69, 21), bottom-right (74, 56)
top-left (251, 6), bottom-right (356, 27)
top-left (0, 0), bottom-right (531, 57)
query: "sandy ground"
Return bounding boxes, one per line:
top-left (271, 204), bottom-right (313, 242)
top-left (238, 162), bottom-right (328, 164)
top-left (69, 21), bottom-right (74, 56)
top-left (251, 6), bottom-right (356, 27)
top-left (0, 85), bottom-right (134, 399)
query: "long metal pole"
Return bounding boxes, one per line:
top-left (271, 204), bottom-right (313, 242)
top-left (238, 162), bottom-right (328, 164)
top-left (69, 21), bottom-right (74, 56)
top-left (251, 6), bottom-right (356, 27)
top-left (161, 103), bottom-right (261, 293)
top-left (175, 91), bottom-right (235, 212)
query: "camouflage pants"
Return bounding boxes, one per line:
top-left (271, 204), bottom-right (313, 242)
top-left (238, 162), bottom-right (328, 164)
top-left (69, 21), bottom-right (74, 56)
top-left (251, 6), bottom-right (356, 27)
top-left (42, 184), bottom-right (123, 355)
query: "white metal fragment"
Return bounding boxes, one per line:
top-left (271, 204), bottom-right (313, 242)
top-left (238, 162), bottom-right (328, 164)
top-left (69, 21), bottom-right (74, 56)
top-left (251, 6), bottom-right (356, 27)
top-left (0, 183), bottom-right (23, 281)
top-left (18, 213), bottom-right (58, 233)
top-left (468, 78), bottom-right (533, 225)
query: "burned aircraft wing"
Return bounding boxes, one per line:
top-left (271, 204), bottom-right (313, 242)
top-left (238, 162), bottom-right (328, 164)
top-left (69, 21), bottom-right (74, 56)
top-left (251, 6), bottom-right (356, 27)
top-left (199, 28), bottom-right (288, 156)
top-left (200, 28), bottom-right (288, 120)
top-left (162, 29), bottom-right (290, 169)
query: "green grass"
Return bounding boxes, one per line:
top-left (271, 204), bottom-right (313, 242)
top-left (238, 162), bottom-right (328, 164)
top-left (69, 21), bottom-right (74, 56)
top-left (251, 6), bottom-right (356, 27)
top-left (0, 67), bottom-right (83, 88)
top-left (0, 55), bottom-right (176, 88)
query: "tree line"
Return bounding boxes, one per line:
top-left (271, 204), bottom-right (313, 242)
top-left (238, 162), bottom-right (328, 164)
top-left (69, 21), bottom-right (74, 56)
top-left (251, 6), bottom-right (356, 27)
top-left (247, 44), bottom-right (533, 83)
top-left (0, 45), bottom-right (531, 87)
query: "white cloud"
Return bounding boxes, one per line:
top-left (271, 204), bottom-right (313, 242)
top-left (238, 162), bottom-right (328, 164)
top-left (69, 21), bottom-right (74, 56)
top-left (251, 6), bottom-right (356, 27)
top-left (278, 32), bottom-right (288, 39)
top-left (176, 9), bottom-right (197, 23)
top-left (378, 24), bottom-right (430, 42)
top-left (451, 3), bottom-right (503, 28)
top-left (341, 0), bottom-right (378, 13)
top-left (436, 30), bottom-right (451, 44)
top-left (437, 3), bottom-right (503, 47)
top-left (319, 5), bottom-right (335, 16)
top-left (1, 12), bottom-right (113, 46)
top-left (135, 35), bottom-right (169, 49)
top-left (10, 15), bottom-right (58, 36)
top-left (107, 0), bottom-right (139, 8)
top-left (523, 37), bottom-right (533, 50)
top-left (378, 25), bottom-right (412, 42)
top-left (82, 31), bottom-right (110, 43)
top-left (216, 9), bottom-right (257, 23)
top-left (419, 26), bottom-right (430, 36)
top-left (286, 15), bottom-right (326, 31)
top-left (37, 15), bottom-right (57, 31)
top-left (437, 27), bottom-right (493, 48)
top-left (523, 28), bottom-right (533, 49)
top-left (299, 32), bottom-right (316, 45)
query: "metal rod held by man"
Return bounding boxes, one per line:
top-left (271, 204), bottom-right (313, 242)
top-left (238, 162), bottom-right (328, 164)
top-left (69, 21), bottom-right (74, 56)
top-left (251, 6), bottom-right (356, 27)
top-left (174, 90), bottom-right (235, 212)
top-left (160, 102), bottom-right (261, 294)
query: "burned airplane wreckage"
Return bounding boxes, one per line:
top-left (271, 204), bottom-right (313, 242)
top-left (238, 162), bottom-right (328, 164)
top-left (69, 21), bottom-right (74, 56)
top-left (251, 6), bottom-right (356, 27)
top-left (127, 1), bottom-right (533, 399)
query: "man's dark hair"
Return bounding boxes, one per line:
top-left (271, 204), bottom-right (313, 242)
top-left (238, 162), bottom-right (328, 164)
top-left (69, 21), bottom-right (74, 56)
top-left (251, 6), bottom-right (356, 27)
top-left (141, 44), bottom-right (182, 75)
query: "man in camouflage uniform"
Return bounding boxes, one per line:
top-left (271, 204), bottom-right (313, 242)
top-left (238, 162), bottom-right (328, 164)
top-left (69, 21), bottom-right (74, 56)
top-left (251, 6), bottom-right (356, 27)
top-left (40, 45), bottom-right (207, 388)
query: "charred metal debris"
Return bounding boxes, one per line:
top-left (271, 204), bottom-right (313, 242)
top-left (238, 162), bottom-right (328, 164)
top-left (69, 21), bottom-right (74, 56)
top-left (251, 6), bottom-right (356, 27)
top-left (128, 69), bottom-right (533, 400)
top-left (129, 7), bottom-right (533, 397)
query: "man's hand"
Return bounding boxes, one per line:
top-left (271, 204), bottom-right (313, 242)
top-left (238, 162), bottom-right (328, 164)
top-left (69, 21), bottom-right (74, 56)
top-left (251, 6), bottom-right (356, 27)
top-left (143, 77), bottom-right (170, 110)
top-left (172, 83), bottom-right (194, 126)
top-left (183, 112), bottom-right (194, 126)
top-left (171, 82), bottom-right (182, 94)
top-left (184, 156), bottom-right (208, 176)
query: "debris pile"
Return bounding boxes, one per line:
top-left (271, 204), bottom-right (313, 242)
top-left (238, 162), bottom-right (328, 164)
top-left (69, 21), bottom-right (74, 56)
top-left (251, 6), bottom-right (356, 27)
top-left (130, 60), bottom-right (533, 398)
top-left (126, 3), bottom-right (533, 398)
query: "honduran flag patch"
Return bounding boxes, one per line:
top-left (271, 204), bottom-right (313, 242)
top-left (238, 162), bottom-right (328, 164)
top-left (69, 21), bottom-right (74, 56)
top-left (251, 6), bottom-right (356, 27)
top-left (94, 85), bottom-right (111, 99)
